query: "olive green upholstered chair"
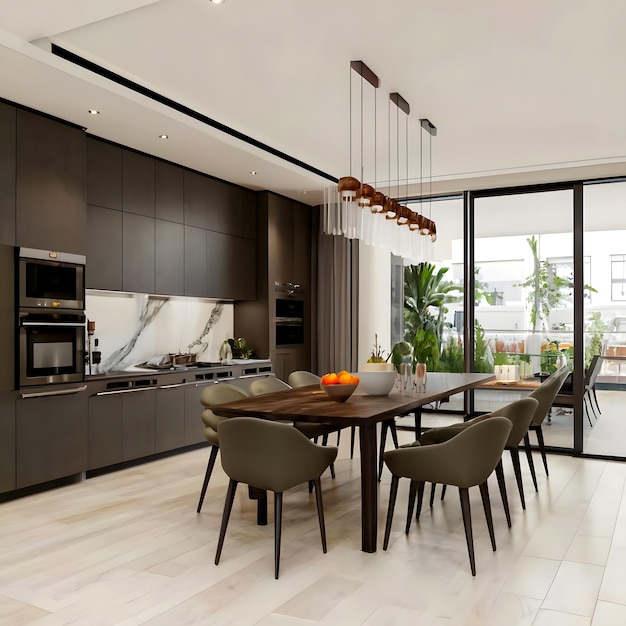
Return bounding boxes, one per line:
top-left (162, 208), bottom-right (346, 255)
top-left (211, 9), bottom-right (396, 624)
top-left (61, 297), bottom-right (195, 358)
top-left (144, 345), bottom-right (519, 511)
top-left (287, 370), bottom-right (322, 388)
top-left (196, 382), bottom-right (249, 513)
top-left (215, 417), bottom-right (338, 579)
top-left (527, 365), bottom-right (571, 476)
top-left (383, 416), bottom-right (512, 576)
top-left (419, 397), bottom-right (539, 523)
top-left (250, 375), bottom-right (338, 480)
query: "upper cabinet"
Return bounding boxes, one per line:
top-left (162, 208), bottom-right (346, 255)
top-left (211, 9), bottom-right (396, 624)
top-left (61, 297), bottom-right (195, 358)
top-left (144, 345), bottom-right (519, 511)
top-left (0, 102), bottom-right (16, 246)
top-left (15, 109), bottom-right (86, 255)
top-left (86, 137), bottom-right (122, 210)
top-left (122, 150), bottom-right (155, 217)
top-left (156, 161), bottom-right (184, 223)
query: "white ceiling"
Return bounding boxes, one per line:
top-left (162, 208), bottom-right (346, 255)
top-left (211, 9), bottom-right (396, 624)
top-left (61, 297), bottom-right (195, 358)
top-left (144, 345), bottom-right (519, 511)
top-left (1, 0), bottom-right (626, 206)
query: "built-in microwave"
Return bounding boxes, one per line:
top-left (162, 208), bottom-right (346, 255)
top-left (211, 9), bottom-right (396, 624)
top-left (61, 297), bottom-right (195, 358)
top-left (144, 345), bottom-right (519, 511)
top-left (18, 248), bottom-right (86, 310)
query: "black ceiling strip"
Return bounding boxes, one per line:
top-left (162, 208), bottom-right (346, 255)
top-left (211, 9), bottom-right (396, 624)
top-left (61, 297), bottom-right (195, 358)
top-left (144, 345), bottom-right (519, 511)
top-left (51, 43), bottom-right (338, 184)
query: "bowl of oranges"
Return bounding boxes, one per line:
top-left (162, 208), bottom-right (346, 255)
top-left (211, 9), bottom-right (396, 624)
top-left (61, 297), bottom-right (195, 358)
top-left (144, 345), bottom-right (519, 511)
top-left (320, 370), bottom-right (360, 402)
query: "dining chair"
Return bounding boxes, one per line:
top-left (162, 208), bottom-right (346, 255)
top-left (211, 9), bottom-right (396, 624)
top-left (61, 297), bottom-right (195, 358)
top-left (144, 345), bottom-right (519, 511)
top-left (583, 354), bottom-right (603, 422)
top-left (249, 375), bottom-right (339, 481)
top-left (382, 416), bottom-right (512, 576)
top-left (287, 370), bottom-right (352, 458)
top-left (418, 397), bottom-right (539, 521)
top-left (215, 417), bottom-right (338, 579)
top-left (196, 382), bottom-right (249, 513)
top-left (527, 365), bottom-right (570, 476)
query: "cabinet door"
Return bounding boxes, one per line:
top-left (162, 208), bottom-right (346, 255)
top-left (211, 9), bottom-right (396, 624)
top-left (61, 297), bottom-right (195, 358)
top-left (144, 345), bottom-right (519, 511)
top-left (0, 245), bottom-right (14, 391)
top-left (268, 194), bottom-right (295, 286)
top-left (240, 188), bottom-right (257, 241)
top-left (86, 205), bottom-right (123, 290)
top-left (183, 170), bottom-right (206, 228)
top-left (184, 225), bottom-right (207, 297)
top-left (86, 137), bottom-right (122, 210)
top-left (272, 347), bottom-right (305, 383)
top-left (206, 178), bottom-right (238, 235)
top-left (122, 150), bottom-right (155, 217)
top-left (123, 212), bottom-right (155, 294)
top-left (292, 204), bottom-right (311, 292)
top-left (16, 109), bottom-right (86, 255)
top-left (156, 219), bottom-right (184, 295)
top-left (122, 388), bottom-right (156, 461)
top-left (184, 382), bottom-right (212, 446)
top-left (0, 392), bottom-right (16, 493)
top-left (0, 102), bottom-right (16, 246)
top-left (156, 161), bottom-right (184, 223)
top-left (88, 393), bottom-right (123, 470)
top-left (155, 385), bottom-right (185, 453)
top-left (16, 390), bottom-right (88, 489)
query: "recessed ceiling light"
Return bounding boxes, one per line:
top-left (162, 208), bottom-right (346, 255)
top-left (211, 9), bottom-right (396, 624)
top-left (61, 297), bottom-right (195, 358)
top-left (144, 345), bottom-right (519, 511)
top-left (88, 109), bottom-right (100, 115)
top-left (159, 134), bottom-right (169, 139)
top-left (250, 170), bottom-right (257, 175)
top-left (211, 0), bottom-right (225, 4)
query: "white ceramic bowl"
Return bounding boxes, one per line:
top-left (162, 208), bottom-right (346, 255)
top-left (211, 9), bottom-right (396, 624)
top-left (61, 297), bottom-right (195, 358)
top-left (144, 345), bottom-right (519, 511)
top-left (357, 370), bottom-right (396, 396)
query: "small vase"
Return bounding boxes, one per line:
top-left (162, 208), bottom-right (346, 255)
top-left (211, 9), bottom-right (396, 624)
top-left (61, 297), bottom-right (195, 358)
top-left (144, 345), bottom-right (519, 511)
top-left (415, 363), bottom-right (427, 392)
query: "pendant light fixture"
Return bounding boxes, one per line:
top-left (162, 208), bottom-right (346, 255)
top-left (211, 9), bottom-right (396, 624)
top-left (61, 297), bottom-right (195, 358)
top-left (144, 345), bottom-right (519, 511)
top-left (419, 118), bottom-right (437, 241)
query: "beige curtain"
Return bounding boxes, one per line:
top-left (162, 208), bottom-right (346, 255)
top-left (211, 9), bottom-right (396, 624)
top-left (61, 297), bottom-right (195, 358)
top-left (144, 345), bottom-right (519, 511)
top-left (316, 231), bottom-right (359, 375)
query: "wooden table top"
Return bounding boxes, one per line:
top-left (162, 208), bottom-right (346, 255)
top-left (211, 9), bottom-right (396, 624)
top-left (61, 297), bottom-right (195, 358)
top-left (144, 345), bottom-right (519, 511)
top-left (212, 372), bottom-right (495, 426)
top-left (479, 378), bottom-right (542, 390)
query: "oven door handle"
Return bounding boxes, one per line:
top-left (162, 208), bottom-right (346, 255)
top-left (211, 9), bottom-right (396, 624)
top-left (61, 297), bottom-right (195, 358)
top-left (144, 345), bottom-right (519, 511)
top-left (20, 385), bottom-right (88, 399)
top-left (21, 321), bottom-right (86, 328)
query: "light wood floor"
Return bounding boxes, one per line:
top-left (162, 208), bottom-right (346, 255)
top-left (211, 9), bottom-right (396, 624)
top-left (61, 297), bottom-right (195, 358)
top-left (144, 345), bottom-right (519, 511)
top-left (2, 428), bottom-right (626, 625)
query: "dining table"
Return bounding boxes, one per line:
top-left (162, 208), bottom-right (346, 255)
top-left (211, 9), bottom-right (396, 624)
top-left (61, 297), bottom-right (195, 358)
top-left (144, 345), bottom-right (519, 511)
top-left (212, 371), bottom-right (495, 553)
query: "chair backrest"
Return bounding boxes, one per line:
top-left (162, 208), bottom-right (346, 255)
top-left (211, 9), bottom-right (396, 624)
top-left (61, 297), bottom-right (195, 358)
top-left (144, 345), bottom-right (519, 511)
top-left (385, 416), bottom-right (512, 489)
top-left (485, 397), bottom-right (539, 447)
top-left (585, 354), bottom-right (603, 388)
top-left (249, 376), bottom-right (292, 396)
top-left (218, 417), bottom-right (338, 492)
top-left (528, 365), bottom-right (570, 426)
top-left (288, 370), bottom-right (321, 388)
top-left (199, 383), bottom-right (249, 443)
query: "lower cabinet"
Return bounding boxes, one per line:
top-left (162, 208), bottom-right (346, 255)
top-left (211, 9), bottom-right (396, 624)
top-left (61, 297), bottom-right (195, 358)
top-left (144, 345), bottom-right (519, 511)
top-left (272, 347), bottom-right (306, 382)
top-left (0, 392), bottom-right (16, 494)
top-left (16, 389), bottom-right (88, 489)
top-left (122, 388), bottom-right (157, 462)
top-left (184, 381), bottom-right (213, 446)
top-left (155, 385), bottom-right (185, 453)
top-left (88, 392), bottom-right (123, 470)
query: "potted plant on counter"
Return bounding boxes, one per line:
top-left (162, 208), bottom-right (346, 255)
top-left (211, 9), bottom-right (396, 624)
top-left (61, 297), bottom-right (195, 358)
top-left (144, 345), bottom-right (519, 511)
top-left (362, 334), bottom-right (394, 372)
top-left (228, 337), bottom-right (253, 359)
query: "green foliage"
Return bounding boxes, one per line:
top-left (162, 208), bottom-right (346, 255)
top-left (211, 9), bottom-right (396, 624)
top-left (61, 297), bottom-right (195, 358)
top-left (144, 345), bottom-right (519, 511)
top-left (412, 328), bottom-right (440, 372)
top-left (474, 320), bottom-right (493, 373)
top-left (438, 335), bottom-right (464, 373)
top-left (367, 333), bottom-right (389, 363)
top-left (585, 312), bottom-right (609, 367)
top-left (390, 341), bottom-right (413, 372)
top-left (228, 337), bottom-right (253, 359)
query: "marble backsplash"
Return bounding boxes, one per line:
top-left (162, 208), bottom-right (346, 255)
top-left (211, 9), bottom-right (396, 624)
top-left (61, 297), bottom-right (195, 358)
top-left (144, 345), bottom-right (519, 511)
top-left (85, 291), bottom-right (234, 372)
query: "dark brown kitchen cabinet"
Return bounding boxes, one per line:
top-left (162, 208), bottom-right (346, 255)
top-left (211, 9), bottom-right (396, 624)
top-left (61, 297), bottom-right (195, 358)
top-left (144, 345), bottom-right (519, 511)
top-left (156, 161), bottom-right (184, 223)
top-left (86, 205), bottom-right (123, 291)
top-left (184, 382), bottom-right (211, 446)
top-left (0, 102), bottom-right (16, 246)
top-left (0, 392), bottom-right (16, 494)
top-left (86, 136), bottom-right (122, 210)
top-left (156, 219), bottom-right (184, 295)
top-left (207, 180), bottom-right (257, 240)
top-left (122, 388), bottom-right (156, 461)
top-left (123, 212), bottom-right (155, 294)
top-left (184, 225), bottom-right (207, 297)
top-left (184, 170), bottom-right (206, 228)
top-left (155, 385), bottom-right (185, 453)
top-left (16, 389), bottom-right (88, 489)
top-left (88, 392), bottom-right (123, 470)
top-left (206, 230), bottom-right (255, 300)
top-left (122, 150), bottom-right (155, 217)
top-left (0, 245), bottom-right (14, 392)
top-left (15, 109), bottom-right (86, 255)
top-left (273, 347), bottom-right (306, 383)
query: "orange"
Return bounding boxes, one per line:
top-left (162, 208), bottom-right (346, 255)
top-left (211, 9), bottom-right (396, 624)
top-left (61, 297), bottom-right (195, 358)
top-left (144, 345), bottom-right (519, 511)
top-left (321, 373), bottom-right (338, 385)
top-left (338, 372), bottom-right (352, 385)
top-left (337, 369), bottom-right (350, 379)
top-left (350, 374), bottom-right (360, 385)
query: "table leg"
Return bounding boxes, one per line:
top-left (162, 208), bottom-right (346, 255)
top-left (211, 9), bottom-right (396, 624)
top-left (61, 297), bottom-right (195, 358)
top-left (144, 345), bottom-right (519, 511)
top-left (414, 407), bottom-right (422, 438)
top-left (359, 423), bottom-right (378, 553)
top-left (248, 486), bottom-right (268, 525)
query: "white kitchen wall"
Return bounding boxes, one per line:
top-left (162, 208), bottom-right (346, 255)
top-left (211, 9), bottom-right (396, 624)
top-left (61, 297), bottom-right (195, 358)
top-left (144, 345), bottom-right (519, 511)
top-left (85, 291), bottom-right (233, 372)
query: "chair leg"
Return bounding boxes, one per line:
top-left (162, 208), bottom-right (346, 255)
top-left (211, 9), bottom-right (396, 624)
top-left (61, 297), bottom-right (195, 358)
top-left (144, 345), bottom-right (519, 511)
top-left (378, 420), bottom-right (388, 481)
top-left (583, 396), bottom-right (594, 427)
top-left (479, 481), bottom-right (496, 551)
top-left (429, 483), bottom-right (437, 507)
top-left (415, 481), bottom-right (425, 520)
top-left (274, 492), bottom-right (283, 579)
top-left (383, 475), bottom-right (399, 550)
top-left (197, 445), bottom-right (219, 513)
top-left (495, 460), bottom-right (511, 528)
top-left (350, 426), bottom-right (356, 459)
top-left (533, 425), bottom-right (549, 476)
top-left (312, 478), bottom-right (328, 553)
top-left (523, 434), bottom-right (538, 492)
top-left (592, 388), bottom-right (602, 415)
top-left (215, 479), bottom-right (238, 566)
top-left (390, 419), bottom-right (399, 448)
top-left (336, 430), bottom-right (341, 446)
top-left (459, 487), bottom-right (476, 576)
top-left (406, 480), bottom-right (418, 534)
top-left (321, 434), bottom-right (336, 479)
top-left (441, 484), bottom-right (447, 500)
top-left (585, 393), bottom-right (598, 421)
top-left (509, 448), bottom-right (526, 509)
